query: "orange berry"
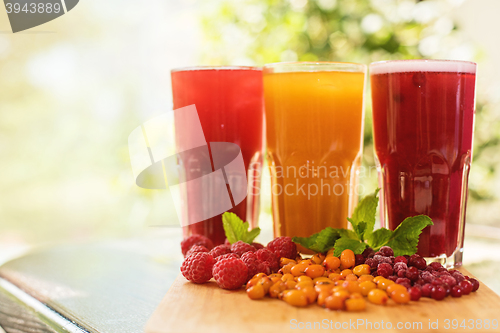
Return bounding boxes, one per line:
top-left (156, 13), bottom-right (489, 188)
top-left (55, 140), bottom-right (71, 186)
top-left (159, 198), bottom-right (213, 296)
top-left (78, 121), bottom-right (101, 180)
top-left (296, 275), bottom-right (313, 283)
top-left (305, 265), bottom-right (326, 279)
top-left (342, 280), bottom-right (362, 294)
top-left (252, 273), bottom-right (267, 280)
top-left (269, 281), bottom-right (286, 298)
top-left (345, 274), bottom-right (358, 282)
top-left (326, 249), bottom-right (335, 257)
top-left (328, 273), bottom-right (342, 281)
top-left (323, 256), bottom-right (341, 271)
top-left (333, 290), bottom-right (350, 300)
top-left (301, 286), bottom-right (318, 304)
top-left (340, 249), bottom-right (355, 268)
top-left (299, 259), bottom-right (313, 265)
top-left (285, 280), bottom-right (297, 289)
top-left (279, 262), bottom-right (295, 275)
top-left (295, 281), bottom-right (314, 290)
top-left (345, 298), bottom-right (366, 311)
top-left (313, 277), bottom-right (332, 285)
top-left (291, 263), bottom-right (309, 277)
top-left (259, 277), bottom-right (273, 293)
top-left (315, 284), bottom-right (334, 294)
top-left (353, 264), bottom-right (371, 276)
top-left (317, 290), bottom-right (331, 307)
top-left (386, 283), bottom-right (407, 297)
top-left (373, 276), bottom-right (385, 284)
top-left (325, 294), bottom-right (346, 310)
top-left (349, 292), bottom-right (363, 299)
top-left (358, 275), bottom-right (374, 283)
top-left (377, 278), bottom-right (394, 291)
top-left (280, 258), bottom-right (296, 267)
top-left (282, 290), bottom-right (308, 307)
top-left (368, 289), bottom-right (389, 305)
top-left (340, 269), bottom-right (353, 278)
top-left (246, 277), bottom-right (260, 289)
top-left (311, 253), bottom-right (326, 265)
top-left (359, 281), bottom-right (377, 296)
top-left (269, 273), bottom-right (283, 279)
top-left (391, 289), bottom-right (411, 304)
top-left (247, 284), bottom-right (266, 300)
top-left (282, 273), bottom-right (295, 282)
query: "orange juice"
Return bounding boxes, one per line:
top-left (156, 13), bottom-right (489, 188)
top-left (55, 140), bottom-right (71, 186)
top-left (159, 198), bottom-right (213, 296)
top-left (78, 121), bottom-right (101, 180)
top-left (263, 62), bottom-right (366, 241)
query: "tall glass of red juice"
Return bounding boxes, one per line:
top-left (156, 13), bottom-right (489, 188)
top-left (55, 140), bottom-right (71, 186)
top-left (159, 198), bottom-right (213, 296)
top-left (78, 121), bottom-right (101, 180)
top-left (170, 67), bottom-right (264, 245)
top-left (370, 60), bottom-right (476, 267)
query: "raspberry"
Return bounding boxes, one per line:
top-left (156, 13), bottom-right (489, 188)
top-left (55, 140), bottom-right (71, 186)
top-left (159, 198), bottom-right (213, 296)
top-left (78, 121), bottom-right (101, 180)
top-left (212, 257), bottom-right (248, 289)
top-left (379, 246), bottom-right (394, 257)
top-left (377, 263), bottom-right (393, 278)
top-left (209, 244), bottom-right (232, 258)
top-left (186, 245), bottom-right (209, 257)
top-left (255, 248), bottom-right (280, 273)
top-left (267, 236), bottom-right (297, 260)
top-left (216, 253), bottom-right (239, 262)
top-left (181, 234), bottom-right (214, 256)
top-left (241, 252), bottom-right (269, 280)
top-left (365, 258), bottom-right (379, 270)
top-left (251, 242), bottom-right (265, 250)
top-left (230, 241), bottom-right (256, 256)
top-left (180, 252), bottom-right (215, 284)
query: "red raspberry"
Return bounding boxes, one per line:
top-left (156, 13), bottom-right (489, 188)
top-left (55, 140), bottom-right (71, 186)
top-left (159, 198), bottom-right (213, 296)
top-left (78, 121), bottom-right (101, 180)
top-left (181, 234), bottom-right (214, 256)
top-left (377, 263), bottom-right (393, 278)
top-left (215, 253), bottom-right (240, 262)
top-left (186, 245), bottom-right (209, 257)
top-left (212, 257), bottom-right (248, 289)
top-left (241, 252), bottom-right (269, 280)
top-left (180, 252), bottom-right (215, 284)
top-left (255, 248), bottom-right (279, 273)
top-left (266, 236), bottom-right (297, 260)
top-left (230, 241), bottom-right (256, 256)
top-left (209, 244), bottom-right (232, 258)
top-left (251, 242), bottom-right (265, 250)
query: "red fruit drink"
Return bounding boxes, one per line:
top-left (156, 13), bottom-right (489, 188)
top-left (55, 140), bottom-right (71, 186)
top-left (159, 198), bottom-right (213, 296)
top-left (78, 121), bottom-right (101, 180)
top-left (171, 67), bottom-right (264, 245)
top-left (370, 60), bottom-right (476, 267)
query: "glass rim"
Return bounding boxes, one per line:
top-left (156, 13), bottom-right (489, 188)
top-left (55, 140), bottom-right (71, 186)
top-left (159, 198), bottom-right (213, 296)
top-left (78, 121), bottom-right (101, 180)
top-left (171, 66), bottom-right (262, 73)
top-left (369, 59), bottom-right (477, 75)
top-left (263, 61), bottom-right (367, 74)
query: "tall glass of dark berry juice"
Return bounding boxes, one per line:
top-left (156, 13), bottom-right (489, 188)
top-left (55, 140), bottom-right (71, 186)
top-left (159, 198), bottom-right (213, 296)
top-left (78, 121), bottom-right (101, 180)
top-left (171, 67), bottom-right (264, 245)
top-left (370, 60), bottom-right (477, 267)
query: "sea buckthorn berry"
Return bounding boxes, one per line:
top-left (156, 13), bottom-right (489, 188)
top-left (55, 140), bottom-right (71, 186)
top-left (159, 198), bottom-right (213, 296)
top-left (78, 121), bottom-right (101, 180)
top-left (247, 284), bottom-right (266, 300)
top-left (270, 281), bottom-right (287, 298)
top-left (326, 249), bottom-right (335, 257)
top-left (279, 262), bottom-right (294, 275)
top-left (259, 277), bottom-right (273, 293)
top-left (340, 269), bottom-right (353, 278)
top-left (313, 277), bottom-right (332, 285)
top-left (305, 264), bottom-right (326, 278)
top-left (391, 289), bottom-right (411, 304)
top-left (323, 256), bottom-right (341, 271)
top-left (296, 275), bottom-right (313, 283)
top-left (340, 249), bottom-right (355, 268)
top-left (368, 289), bottom-right (389, 305)
top-left (359, 281), bottom-right (377, 296)
top-left (269, 273), bottom-right (283, 279)
top-left (317, 291), bottom-right (331, 307)
top-left (358, 275), bottom-right (374, 283)
top-left (386, 283), bottom-right (407, 296)
top-left (377, 278), bottom-right (395, 291)
top-left (349, 292), bottom-right (363, 299)
top-left (342, 281), bottom-right (362, 294)
top-left (311, 253), bottom-right (326, 265)
top-left (291, 263), bottom-right (309, 277)
top-left (299, 259), bottom-right (313, 265)
top-left (296, 281), bottom-right (314, 290)
top-left (301, 286), bottom-right (318, 303)
top-left (246, 277), bottom-right (260, 289)
top-left (345, 274), bottom-right (358, 282)
top-left (315, 284), bottom-right (334, 294)
top-left (282, 290), bottom-right (308, 307)
top-left (280, 258), bottom-right (296, 267)
top-left (285, 280), bottom-right (297, 289)
top-left (332, 286), bottom-right (346, 293)
top-left (345, 298), bottom-right (366, 312)
top-left (328, 273), bottom-right (342, 281)
top-left (353, 264), bottom-right (371, 276)
top-left (270, 276), bottom-right (281, 284)
top-left (325, 295), bottom-right (346, 310)
top-left (373, 276), bottom-right (385, 284)
top-left (282, 273), bottom-right (295, 282)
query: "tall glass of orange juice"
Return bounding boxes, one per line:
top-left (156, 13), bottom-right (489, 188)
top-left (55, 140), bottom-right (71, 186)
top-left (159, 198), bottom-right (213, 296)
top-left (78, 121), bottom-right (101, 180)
top-left (263, 62), bottom-right (366, 243)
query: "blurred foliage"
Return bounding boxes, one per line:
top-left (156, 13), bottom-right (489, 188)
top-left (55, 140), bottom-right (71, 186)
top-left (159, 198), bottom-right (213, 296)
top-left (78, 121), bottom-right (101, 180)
top-left (200, 0), bottom-right (500, 209)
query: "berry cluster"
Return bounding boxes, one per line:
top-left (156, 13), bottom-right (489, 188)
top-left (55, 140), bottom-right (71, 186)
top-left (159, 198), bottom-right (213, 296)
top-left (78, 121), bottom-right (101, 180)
top-left (180, 235), bottom-right (296, 290)
top-left (355, 246), bottom-right (480, 301)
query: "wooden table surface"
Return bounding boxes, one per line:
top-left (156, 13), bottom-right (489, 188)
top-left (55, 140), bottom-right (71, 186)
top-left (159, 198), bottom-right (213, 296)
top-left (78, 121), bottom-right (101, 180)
top-left (146, 269), bottom-right (500, 333)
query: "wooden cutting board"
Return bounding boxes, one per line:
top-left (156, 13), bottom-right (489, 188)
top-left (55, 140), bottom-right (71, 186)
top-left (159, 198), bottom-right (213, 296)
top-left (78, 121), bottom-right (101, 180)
top-left (145, 268), bottom-right (500, 333)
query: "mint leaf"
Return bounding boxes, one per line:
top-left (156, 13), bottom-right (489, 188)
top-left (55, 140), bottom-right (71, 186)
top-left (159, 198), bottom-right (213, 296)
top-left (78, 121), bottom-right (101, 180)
top-left (292, 227), bottom-right (340, 253)
top-left (222, 212), bottom-right (260, 244)
top-left (352, 221), bottom-right (367, 241)
top-left (349, 189), bottom-right (380, 240)
top-left (338, 228), bottom-right (359, 240)
top-left (333, 238), bottom-right (367, 257)
top-left (367, 228), bottom-right (393, 250)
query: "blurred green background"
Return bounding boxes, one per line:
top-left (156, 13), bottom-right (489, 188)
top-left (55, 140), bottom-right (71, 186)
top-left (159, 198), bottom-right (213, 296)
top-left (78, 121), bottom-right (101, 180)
top-left (1, 0), bottom-right (500, 291)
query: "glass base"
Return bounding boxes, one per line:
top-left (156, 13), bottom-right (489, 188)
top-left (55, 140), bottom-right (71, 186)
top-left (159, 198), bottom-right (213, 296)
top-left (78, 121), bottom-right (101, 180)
top-left (424, 248), bottom-right (463, 269)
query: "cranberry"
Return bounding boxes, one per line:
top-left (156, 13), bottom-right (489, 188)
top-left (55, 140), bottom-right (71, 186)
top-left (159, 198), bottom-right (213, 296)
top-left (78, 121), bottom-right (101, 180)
top-left (431, 285), bottom-right (447, 300)
top-left (373, 255), bottom-right (392, 265)
top-left (362, 247), bottom-right (375, 258)
top-left (452, 272), bottom-right (465, 283)
top-left (371, 270), bottom-right (379, 277)
top-left (394, 256), bottom-right (408, 265)
top-left (429, 262), bottom-right (443, 270)
top-left (469, 278), bottom-right (480, 292)
top-left (421, 283), bottom-right (433, 297)
top-left (415, 278), bottom-right (425, 286)
top-left (459, 280), bottom-right (473, 295)
top-left (374, 251), bottom-right (382, 256)
top-left (411, 257), bottom-right (427, 270)
top-left (451, 285), bottom-right (463, 298)
top-left (377, 263), bottom-right (393, 278)
top-left (387, 275), bottom-right (398, 282)
top-left (431, 277), bottom-right (444, 286)
top-left (406, 266), bottom-right (419, 281)
top-left (420, 271), bottom-right (434, 283)
top-left (397, 270), bottom-right (407, 278)
top-left (379, 246), bottom-right (394, 257)
top-left (396, 277), bottom-right (411, 285)
top-left (409, 286), bottom-right (422, 301)
top-left (394, 262), bottom-right (408, 273)
top-left (365, 258), bottom-right (379, 270)
top-left (443, 283), bottom-right (451, 296)
top-left (355, 254), bottom-right (365, 266)
top-left (441, 275), bottom-right (457, 287)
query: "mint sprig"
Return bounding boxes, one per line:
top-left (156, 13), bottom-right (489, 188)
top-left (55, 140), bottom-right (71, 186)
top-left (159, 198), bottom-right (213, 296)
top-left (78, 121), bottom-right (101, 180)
top-left (222, 212), bottom-right (260, 244)
top-left (292, 189), bottom-right (434, 257)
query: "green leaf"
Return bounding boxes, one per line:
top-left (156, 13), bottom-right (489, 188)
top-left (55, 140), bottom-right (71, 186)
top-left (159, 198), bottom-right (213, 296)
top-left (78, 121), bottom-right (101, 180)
top-left (292, 227), bottom-right (340, 253)
top-left (349, 189), bottom-right (380, 239)
top-left (333, 238), bottom-right (367, 257)
top-left (352, 221), bottom-right (367, 241)
top-left (384, 215), bottom-right (433, 256)
top-left (222, 212), bottom-right (260, 244)
top-left (367, 228), bottom-right (393, 250)
top-left (338, 228), bottom-right (359, 240)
